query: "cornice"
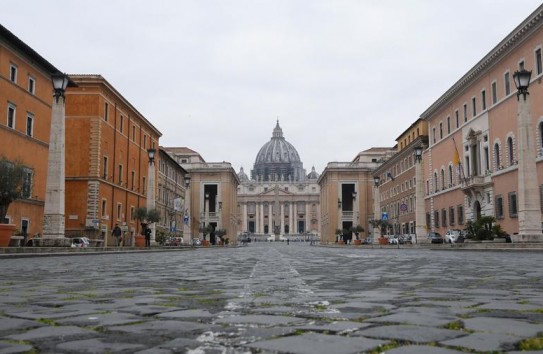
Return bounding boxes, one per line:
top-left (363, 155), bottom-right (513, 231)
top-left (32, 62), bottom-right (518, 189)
top-left (421, 5), bottom-right (543, 120)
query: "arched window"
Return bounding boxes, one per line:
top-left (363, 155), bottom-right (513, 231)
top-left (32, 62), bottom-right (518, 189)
top-left (494, 143), bottom-right (501, 169)
top-left (507, 137), bottom-right (514, 165)
top-left (539, 121), bottom-right (543, 150)
top-left (448, 165), bottom-right (453, 187)
top-left (441, 169), bottom-right (445, 190)
top-left (433, 172), bottom-right (438, 193)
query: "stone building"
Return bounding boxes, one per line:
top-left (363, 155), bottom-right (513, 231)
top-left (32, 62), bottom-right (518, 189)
top-left (319, 148), bottom-right (394, 244)
top-left (0, 25), bottom-right (63, 238)
top-left (237, 121), bottom-right (320, 240)
top-left (373, 119), bottom-right (428, 243)
top-left (156, 148), bottom-right (188, 241)
top-left (64, 75), bottom-right (161, 245)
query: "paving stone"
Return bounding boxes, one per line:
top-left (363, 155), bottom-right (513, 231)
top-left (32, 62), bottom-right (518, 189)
top-left (5, 325), bottom-right (95, 341)
top-left (368, 306), bottom-right (457, 326)
top-left (246, 332), bottom-right (386, 354)
top-left (441, 332), bottom-right (521, 352)
top-left (476, 300), bottom-right (543, 311)
top-left (385, 345), bottom-right (467, 353)
top-left (111, 320), bottom-right (211, 335)
top-left (295, 320), bottom-right (371, 333)
top-left (156, 309), bottom-right (214, 319)
top-left (462, 316), bottom-right (543, 337)
top-left (215, 314), bottom-right (306, 326)
top-left (0, 342), bottom-right (35, 354)
top-left (56, 311), bottom-right (144, 327)
top-left (0, 317), bottom-right (41, 332)
top-left (359, 324), bottom-right (464, 342)
top-left (55, 338), bottom-right (146, 353)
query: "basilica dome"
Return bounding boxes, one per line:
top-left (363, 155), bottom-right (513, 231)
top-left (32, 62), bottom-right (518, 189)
top-left (251, 121), bottom-right (305, 182)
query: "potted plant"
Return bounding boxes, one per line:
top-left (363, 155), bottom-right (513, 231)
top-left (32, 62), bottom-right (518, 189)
top-left (0, 156), bottom-right (26, 247)
top-left (199, 224), bottom-right (214, 246)
top-left (215, 228), bottom-right (227, 245)
top-left (134, 207), bottom-right (160, 247)
top-left (335, 228), bottom-right (344, 244)
top-left (351, 225), bottom-right (364, 245)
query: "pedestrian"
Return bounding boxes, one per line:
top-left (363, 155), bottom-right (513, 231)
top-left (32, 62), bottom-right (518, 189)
top-left (145, 226), bottom-right (151, 247)
top-left (112, 224), bottom-right (122, 247)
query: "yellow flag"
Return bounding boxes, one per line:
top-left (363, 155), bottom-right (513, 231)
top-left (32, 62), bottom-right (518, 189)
top-left (453, 149), bottom-right (459, 166)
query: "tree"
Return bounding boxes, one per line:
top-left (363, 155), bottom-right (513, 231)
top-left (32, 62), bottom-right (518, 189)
top-left (350, 224), bottom-right (364, 240)
top-left (369, 219), bottom-right (390, 236)
top-left (464, 216), bottom-right (503, 241)
top-left (134, 207), bottom-right (160, 234)
top-left (199, 224), bottom-right (214, 240)
top-left (0, 156), bottom-right (26, 223)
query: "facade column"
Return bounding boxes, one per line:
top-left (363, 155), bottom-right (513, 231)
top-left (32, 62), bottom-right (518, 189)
top-left (268, 203), bottom-right (272, 234)
top-left (293, 202), bottom-right (298, 233)
top-left (280, 203), bottom-right (285, 235)
top-left (255, 203), bottom-right (260, 234)
top-left (289, 203), bottom-right (294, 234)
top-left (242, 203), bottom-right (248, 233)
top-left (516, 92), bottom-right (543, 241)
top-left (260, 203), bottom-right (264, 235)
top-left (305, 203), bottom-right (310, 233)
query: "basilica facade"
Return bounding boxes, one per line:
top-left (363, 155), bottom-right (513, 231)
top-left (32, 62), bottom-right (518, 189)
top-left (237, 121), bottom-right (321, 240)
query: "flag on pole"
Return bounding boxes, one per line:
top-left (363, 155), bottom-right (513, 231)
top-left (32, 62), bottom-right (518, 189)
top-left (453, 149), bottom-right (460, 166)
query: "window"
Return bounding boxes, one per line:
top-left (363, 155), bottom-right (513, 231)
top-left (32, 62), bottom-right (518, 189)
top-left (118, 164), bottom-right (123, 185)
top-left (439, 122), bottom-right (443, 139)
top-left (103, 156), bottom-right (108, 179)
top-left (434, 210), bottom-right (439, 228)
top-left (449, 207), bottom-right (455, 225)
top-left (505, 72), bottom-right (511, 96)
top-left (433, 172), bottom-right (438, 193)
top-left (472, 97), bottom-right (477, 116)
top-left (10, 64), bottom-right (17, 83)
top-left (495, 195), bottom-right (504, 219)
top-left (104, 102), bottom-right (109, 122)
top-left (447, 116), bottom-right (451, 134)
top-left (537, 48), bottom-right (543, 75)
top-left (463, 104), bottom-right (467, 122)
top-left (432, 127), bottom-right (436, 144)
top-left (519, 61), bottom-right (525, 70)
top-left (132, 125), bottom-right (136, 141)
top-left (22, 167), bottom-right (33, 198)
top-left (457, 205), bottom-right (464, 224)
top-left (119, 115), bottom-right (124, 133)
top-left (28, 76), bottom-right (35, 94)
top-left (117, 203), bottom-right (122, 221)
top-left (481, 90), bottom-right (487, 111)
top-left (507, 137), bottom-right (514, 165)
top-left (101, 199), bottom-right (107, 218)
top-left (142, 176), bottom-right (146, 194)
top-left (144, 135), bottom-right (147, 149)
top-left (508, 192), bottom-right (518, 217)
top-left (448, 165), bottom-right (453, 186)
top-left (442, 209), bottom-right (447, 227)
top-left (131, 171), bottom-right (135, 190)
top-left (130, 206), bottom-right (135, 221)
top-left (441, 169), bottom-right (445, 190)
top-left (455, 110), bottom-right (459, 128)
top-left (495, 143), bottom-right (501, 169)
top-left (26, 113), bottom-right (33, 137)
top-left (491, 81), bottom-right (498, 105)
top-left (7, 104), bottom-right (16, 129)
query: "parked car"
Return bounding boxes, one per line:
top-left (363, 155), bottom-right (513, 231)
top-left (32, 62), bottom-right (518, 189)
top-left (427, 232), bottom-right (444, 244)
top-left (399, 234), bottom-right (413, 244)
top-left (71, 237), bottom-right (90, 247)
top-left (362, 237), bottom-right (374, 245)
top-left (444, 229), bottom-right (463, 243)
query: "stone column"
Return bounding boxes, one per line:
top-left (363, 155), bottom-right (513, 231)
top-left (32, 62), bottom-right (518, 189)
top-left (43, 91), bottom-right (66, 239)
top-left (242, 203), bottom-right (247, 233)
top-left (415, 158), bottom-right (427, 244)
top-left (260, 203), bottom-right (265, 234)
top-left (306, 203), bottom-right (310, 233)
top-left (280, 203), bottom-right (285, 235)
top-left (516, 93), bottom-right (543, 241)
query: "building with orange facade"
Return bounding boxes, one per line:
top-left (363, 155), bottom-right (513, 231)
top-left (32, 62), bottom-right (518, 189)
top-left (64, 75), bottom-right (161, 245)
top-left (0, 25), bottom-right (64, 239)
top-left (420, 4), bottom-right (543, 241)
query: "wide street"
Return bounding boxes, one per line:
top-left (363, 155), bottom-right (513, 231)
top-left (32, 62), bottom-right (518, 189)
top-left (0, 243), bottom-right (542, 353)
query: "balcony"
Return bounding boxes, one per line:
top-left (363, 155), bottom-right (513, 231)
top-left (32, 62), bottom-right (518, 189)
top-left (461, 175), bottom-right (493, 195)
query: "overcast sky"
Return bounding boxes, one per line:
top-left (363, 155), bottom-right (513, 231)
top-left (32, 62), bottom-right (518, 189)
top-left (3, 1), bottom-right (542, 174)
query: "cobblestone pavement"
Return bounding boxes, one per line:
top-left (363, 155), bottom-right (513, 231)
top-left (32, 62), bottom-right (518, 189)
top-left (1, 243), bottom-right (542, 353)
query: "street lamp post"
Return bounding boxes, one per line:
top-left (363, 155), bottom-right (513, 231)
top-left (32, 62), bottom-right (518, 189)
top-left (414, 145), bottom-right (426, 244)
top-left (352, 191), bottom-right (357, 242)
top-left (513, 68), bottom-right (543, 242)
top-left (146, 148), bottom-right (156, 245)
top-left (183, 175), bottom-right (191, 245)
top-left (43, 73), bottom-right (70, 240)
top-left (204, 192), bottom-right (210, 243)
top-left (372, 176), bottom-right (381, 243)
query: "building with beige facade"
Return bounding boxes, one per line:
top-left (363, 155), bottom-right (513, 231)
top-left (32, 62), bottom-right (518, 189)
top-left (236, 121), bottom-right (320, 241)
top-left (164, 147), bottom-right (240, 245)
top-left (319, 147), bottom-right (395, 244)
top-left (420, 4), bottom-right (543, 242)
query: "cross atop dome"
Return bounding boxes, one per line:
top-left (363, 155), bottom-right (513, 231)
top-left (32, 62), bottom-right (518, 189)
top-left (272, 120), bottom-right (284, 139)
